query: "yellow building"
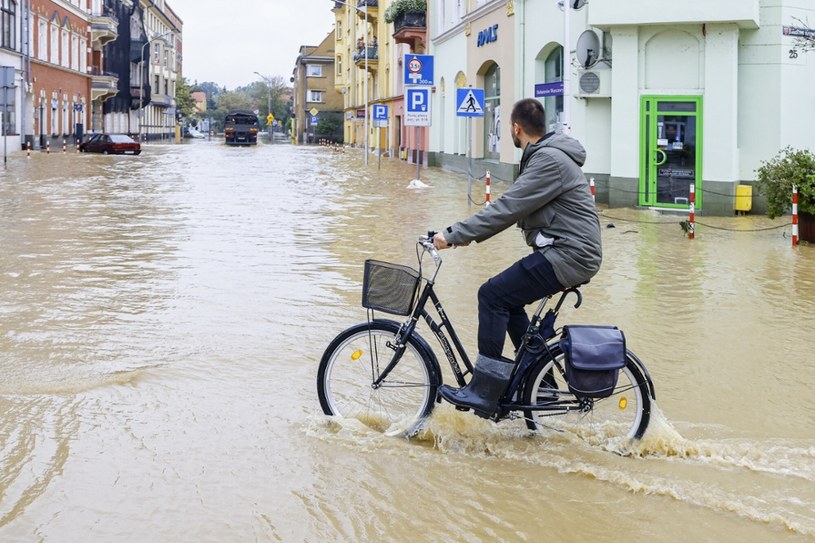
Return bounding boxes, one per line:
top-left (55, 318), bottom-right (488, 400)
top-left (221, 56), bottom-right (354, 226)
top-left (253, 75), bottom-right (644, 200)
top-left (292, 30), bottom-right (344, 144)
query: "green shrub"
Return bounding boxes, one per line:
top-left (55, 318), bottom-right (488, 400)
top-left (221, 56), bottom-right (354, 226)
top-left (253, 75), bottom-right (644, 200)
top-left (754, 146), bottom-right (815, 218)
top-left (384, 0), bottom-right (427, 23)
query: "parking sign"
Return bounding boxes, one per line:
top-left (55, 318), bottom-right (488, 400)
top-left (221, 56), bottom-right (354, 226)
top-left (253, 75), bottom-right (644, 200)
top-left (404, 87), bottom-right (431, 127)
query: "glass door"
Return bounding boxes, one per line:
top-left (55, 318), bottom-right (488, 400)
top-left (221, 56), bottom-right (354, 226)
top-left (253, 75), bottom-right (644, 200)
top-left (639, 96), bottom-right (703, 209)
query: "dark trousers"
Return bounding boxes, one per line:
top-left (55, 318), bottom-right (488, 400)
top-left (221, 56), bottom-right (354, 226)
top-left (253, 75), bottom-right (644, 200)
top-left (477, 251), bottom-right (564, 359)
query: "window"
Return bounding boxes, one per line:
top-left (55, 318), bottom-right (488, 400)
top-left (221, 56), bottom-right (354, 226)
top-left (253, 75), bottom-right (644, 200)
top-left (79, 38), bottom-right (86, 72)
top-left (1, 0), bottom-right (15, 50)
top-left (37, 19), bottom-right (46, 60)
top-left (71, 34), bottom-right (79, 70)
top-left (483, 63), bottom-right (501, 160)
top-left (61, 29), bottom-right (69, 67)
top-left (337, 56), bottom-right (342, 76)
top-left (154, 75), bottom-right (160, 94)
top-left (50, 23), bottom-right (58, 64)
top-left (307, 64), bottom-right (322, 77)
top-left (308, 90), bottom-right (323, 102)
top-left (543, 47), bottom-right (564, 133)
top-left (153, 43), bottom-right (160, 63)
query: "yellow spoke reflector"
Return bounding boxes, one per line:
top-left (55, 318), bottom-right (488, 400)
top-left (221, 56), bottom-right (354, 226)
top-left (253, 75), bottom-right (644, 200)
top-left (351, 349), bottom-right (363, 360)
top-left (618, 396), bottom-right (628, 410)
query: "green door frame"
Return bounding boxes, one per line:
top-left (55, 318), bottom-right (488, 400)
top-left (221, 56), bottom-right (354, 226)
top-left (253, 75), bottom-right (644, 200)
top-left (639, 95), bottom-right (703, 209)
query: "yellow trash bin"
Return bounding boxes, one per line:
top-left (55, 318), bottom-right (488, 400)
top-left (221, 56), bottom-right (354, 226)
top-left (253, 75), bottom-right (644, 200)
top-left (735, 185), bottom-right (752, 213)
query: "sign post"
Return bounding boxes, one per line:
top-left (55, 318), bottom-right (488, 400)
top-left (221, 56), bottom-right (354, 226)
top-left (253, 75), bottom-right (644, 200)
top-left (403, 54), bottom-right (434, 181)
top-left (456, 88), bottom-right (486, 204)
top-left (372, 104), bottom-right (389, 170)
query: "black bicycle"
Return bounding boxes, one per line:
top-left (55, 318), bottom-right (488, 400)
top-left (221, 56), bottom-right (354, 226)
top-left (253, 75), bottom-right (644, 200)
top-left (317, 234), bottom-right (655, 442)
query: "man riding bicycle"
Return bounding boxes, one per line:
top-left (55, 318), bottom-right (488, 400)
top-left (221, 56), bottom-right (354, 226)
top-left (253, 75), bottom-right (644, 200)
top-left (433, 98), bottom-right (602, 418)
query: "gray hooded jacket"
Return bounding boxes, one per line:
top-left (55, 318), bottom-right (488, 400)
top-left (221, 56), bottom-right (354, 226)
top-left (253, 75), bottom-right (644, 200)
top-left (444, 133), bottom-right (602, 287)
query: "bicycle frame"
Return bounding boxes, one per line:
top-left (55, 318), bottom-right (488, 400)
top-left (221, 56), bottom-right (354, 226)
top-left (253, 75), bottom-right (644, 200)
top-left (372, 236), bottom-right (582, 402)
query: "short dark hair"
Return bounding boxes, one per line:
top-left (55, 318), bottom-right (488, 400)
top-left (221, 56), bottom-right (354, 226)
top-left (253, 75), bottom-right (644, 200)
top-left (510, 98), bottom-right (546, 138)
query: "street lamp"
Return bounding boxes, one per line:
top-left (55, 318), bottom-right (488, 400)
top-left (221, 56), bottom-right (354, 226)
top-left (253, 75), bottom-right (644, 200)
top-left (333, 0), bottom-right (369, 165)
top-left (139, 30), bottom-right (173, 141)
top-left (254, 71), bottom-right (273, 142)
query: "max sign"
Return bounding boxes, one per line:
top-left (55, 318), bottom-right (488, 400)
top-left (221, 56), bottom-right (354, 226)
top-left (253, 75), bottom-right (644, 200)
top-left (477, 24), bottom-right (498, 47)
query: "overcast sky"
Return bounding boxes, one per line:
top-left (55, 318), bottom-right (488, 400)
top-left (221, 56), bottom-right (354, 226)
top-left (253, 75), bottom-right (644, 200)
top-left (169, 0), bottom-right (337, 88)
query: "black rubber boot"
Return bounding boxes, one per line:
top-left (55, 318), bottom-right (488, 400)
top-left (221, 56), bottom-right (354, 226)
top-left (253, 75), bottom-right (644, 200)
top-left (438, 354), bottom-right (514, 418)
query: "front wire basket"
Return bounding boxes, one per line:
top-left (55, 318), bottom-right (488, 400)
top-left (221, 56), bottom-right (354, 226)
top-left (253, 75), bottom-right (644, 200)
top-left (362, 259), bottom-right (421, 316)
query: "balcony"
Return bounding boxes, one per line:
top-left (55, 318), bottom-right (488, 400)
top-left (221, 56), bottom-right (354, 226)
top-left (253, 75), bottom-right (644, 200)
top-left (151, 95), bottom-right (175, 107)
top-left (90, 11), bottom-right (118, 47)
top-left (353, 46), bottom-right (378, 73)
top-left (392, 12), bottom-right (426, 51)
top-left (356, 0), bottom-right (378, 23)
top-left (90, 70), bottom-right (118, 102)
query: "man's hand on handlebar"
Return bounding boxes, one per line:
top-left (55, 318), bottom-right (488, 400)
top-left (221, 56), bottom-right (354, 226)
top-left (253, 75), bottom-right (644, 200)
top-left (433, 232), bottom-right (470, 251)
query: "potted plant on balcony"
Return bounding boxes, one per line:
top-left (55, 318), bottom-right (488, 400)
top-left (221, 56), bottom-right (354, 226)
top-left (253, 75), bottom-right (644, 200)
top-left (384, 0), bottom-right (426, 23)
top-left (755, 146), bottom-right (815, 242)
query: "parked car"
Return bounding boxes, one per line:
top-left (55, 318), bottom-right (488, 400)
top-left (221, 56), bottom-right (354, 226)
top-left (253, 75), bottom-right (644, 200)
top-left (79, 134), bottom-right (142, 155)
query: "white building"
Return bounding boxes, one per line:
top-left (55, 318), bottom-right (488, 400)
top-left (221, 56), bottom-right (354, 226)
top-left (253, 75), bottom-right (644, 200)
top-left (1, 0), bottom-right (27, 156)
top-left (429, 0), bottom-right (815, 215)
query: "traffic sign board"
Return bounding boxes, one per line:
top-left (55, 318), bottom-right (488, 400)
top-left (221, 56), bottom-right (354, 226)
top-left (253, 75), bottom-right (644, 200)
top-left (404, 54), bottom-right (433, 86)
top-left (405, 87), bottom-right (431, 127)
top-left (310, 107), bottom-right (319, 116)
top-left (456, 88), bottom-right (485, 117)
top-left (372, 104), bottom-right (389, 121)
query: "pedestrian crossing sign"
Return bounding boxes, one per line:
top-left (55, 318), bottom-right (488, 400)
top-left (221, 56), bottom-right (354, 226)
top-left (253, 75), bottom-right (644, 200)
top-left (456, 88), bottom-right (485, 117)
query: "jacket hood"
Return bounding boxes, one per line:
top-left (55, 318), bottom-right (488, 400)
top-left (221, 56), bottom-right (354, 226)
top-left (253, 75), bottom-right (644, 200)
top-left (523, 133), bottom-right (587, 168)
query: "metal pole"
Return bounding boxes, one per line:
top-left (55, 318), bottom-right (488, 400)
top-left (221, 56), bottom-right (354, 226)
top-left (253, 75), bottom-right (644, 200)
top-left (562, 0), bottom-right (571, 132)
top-left (415, 127), bottom-right (421, 181)
top-left (377, 125), bottom-right (381, 170)
top-left (4, 86), bottom-right (7, 166)
top-left (467, 117), bottom-right (473, 206)
top-left (363, 8), bottom-right (369, 167)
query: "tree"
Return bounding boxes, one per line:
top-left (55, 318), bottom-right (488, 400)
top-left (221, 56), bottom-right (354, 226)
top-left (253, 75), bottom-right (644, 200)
top-left (175, 77), bottom-right (196, 121)
top-left (790, 17), bottom-right (815, 52)
top-left (755, 146), bottom-right (815, 218)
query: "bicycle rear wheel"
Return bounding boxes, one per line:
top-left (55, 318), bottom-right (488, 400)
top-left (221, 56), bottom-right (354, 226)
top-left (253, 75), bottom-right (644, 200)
top-left (522, 346), bottom-right (652, 442)
top-left (317, 319), bottom-right (440, 437)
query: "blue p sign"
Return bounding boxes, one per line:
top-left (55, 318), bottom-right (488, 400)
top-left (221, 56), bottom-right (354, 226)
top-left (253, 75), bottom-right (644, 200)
top-left (411, 90), bottom-right (426, 111)
top-left (372, 104), bottom-right (388, 120)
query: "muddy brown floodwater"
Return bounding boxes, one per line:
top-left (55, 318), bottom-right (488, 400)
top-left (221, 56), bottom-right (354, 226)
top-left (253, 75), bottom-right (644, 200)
top-left (0, 140), bottom-right (813, 542)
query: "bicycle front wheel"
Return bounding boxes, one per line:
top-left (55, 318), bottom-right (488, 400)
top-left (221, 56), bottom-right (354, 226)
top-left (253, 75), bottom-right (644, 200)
top-left (522, 346), bottom-right (652, 442)
top-left (317, 319), bottom-right (439, 437)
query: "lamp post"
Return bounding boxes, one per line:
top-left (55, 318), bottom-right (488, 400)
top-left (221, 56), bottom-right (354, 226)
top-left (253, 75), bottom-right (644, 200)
top-left (333, 0), bottom-right (369, 165)
top-left (139, 31), bottom-right (173, 141)
top-left (254, 71), bottom-right (274, 142)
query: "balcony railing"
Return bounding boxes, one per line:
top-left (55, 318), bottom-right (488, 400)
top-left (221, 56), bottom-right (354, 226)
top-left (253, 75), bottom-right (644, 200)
top-left (356, 0), bottom-right (378, 22)
top-left (353, 46), bottom-right (379, 72)
top-left (392, 12), bottom-right (426, 49)
top-left (90, 11), bottom-right (118, 47)
top-left (91, 71), bottom-right (118, 102)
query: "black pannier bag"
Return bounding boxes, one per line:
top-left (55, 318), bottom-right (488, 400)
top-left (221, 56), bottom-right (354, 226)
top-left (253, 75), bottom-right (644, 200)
top-left (560, 325), bottom-right (626, 398)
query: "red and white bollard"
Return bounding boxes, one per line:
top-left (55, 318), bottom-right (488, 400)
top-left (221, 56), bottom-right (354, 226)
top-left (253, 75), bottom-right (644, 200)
top-left (46, 141), bottom-right (50, 154)
top-left (688, 183), bottom-right (696, 240)
top-left (792, 185), bottom-right (799, 246)
top-left (485, 170), bottom-right (491, 206)
top-left (590, 177), bottom-right (596, 206)
top-left (63, 139), bottom-right (67, 153)
top-left (26, 141), bottom-right (31, 159)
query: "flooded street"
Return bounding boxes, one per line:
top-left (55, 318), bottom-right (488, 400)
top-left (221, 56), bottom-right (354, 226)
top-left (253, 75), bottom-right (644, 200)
top-left (1, 140), bottom-right (814, 542)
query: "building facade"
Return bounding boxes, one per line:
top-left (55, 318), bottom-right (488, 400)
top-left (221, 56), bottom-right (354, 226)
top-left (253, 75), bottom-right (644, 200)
top-left (428, 0), bottom-right (815, 215)
top-left (291, 31), bottom-right (342, 144)
top-left (332, 0), bottom-right (429, 162)
top-left (29, 0), bottom-right (92, 149)
top-left (0, 0), bottom-right (26, 155)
